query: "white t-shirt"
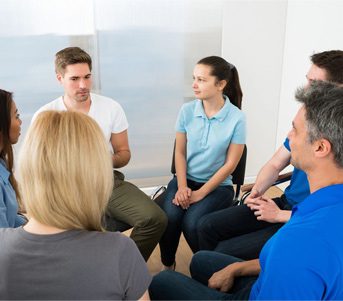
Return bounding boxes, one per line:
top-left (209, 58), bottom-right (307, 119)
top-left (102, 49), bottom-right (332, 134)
top-left (33, 93), bottom-right (129, 151)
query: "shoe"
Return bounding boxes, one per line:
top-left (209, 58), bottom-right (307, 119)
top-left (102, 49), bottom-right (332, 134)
top-left (161, 262), bottom-right (176, 271)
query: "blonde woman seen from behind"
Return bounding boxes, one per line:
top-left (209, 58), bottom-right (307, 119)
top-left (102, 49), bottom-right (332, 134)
top-left (0, 111), bottom-right (151, 300)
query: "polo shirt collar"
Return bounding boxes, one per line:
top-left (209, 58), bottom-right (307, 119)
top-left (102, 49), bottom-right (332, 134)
top-left (0, 158), bottom-right (10, 184)
top-left (194, 100), bottom-right (205, 118)
top-left (292, 184), bottom-right (343, 216)
top-left (194, 95), bottom-right (232, 121)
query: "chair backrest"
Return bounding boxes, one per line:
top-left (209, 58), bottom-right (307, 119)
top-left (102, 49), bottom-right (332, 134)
top-left (171, 141), bottom-right (176, 174)
top-left (170, 142), bottom-right (247, 202)
top-left (232, 145), bottom-right (247, 202)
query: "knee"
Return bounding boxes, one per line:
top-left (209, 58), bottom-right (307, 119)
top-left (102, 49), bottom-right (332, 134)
top-left (152, 207), bottom-right (168, 230)
top-left (136, 205), bottom-right (168, 231)
top-left (182, 213), bottom-right (201, 235)
top-left (182, 222), bottom-right (198, 246)
top-left (197, 214), bottom-right (213, 237)
top-left (190, 251), bottom-right (214, 279)
top-left (190, 251), bottom-right (213, 271)
top-left (149, 271), bottom-right (177, 300)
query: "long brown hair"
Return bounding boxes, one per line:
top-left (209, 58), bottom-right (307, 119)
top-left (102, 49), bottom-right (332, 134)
top-left (0, 89), bottom-right (20, 201)
top-left (197, 56), bottom-right (243, 109)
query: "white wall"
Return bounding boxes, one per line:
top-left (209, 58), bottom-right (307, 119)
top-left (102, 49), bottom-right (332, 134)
top-left (222, 0), bottom-right (288, 181)
top-left (222, 0), bottom-right (343, 181)
top-left (277, 0), bottom-right (343, 147)
top-left (3, 0), bottom-right (342, 186)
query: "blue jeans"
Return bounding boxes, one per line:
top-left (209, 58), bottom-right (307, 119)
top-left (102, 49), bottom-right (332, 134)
top-left (149, 251), bottom-right (257, 300)
top-left (158, 177), bottom-right (234, 266)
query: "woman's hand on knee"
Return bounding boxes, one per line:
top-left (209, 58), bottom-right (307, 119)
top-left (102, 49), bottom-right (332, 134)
top-left (189, 189), bottom-right (205, 205)
top-left (172, 187), bottom-right (192, 209)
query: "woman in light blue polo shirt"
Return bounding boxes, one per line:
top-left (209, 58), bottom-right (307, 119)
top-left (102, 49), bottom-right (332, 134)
top-left (0, 89), bottom-right (26, 228)
top-left (158, 56), bottom-right (246, 270)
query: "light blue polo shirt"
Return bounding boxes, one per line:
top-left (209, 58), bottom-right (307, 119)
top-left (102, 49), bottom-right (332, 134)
top-left (175, 96), bottom-right (246, 186)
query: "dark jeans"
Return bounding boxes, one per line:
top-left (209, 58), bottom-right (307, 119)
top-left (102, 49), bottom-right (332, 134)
top-left (197, 195), bottom-right (289, 259)
top-left (149, 251), bottom-right (257, 300)
top-left (158, 176), bottom-right (234, 266)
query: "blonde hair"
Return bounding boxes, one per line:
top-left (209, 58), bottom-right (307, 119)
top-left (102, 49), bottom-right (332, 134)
top-left (18, 111), bottom-right (113, 231)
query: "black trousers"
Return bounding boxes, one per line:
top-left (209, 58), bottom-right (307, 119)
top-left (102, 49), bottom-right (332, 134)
top-left (197, 195), bottom-right (290, 260)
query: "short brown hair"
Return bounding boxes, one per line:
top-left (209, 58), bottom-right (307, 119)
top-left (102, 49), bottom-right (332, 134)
top-left (311, 50), bottom-right (343, 84)
top-left (55, 47), bottom-right (92, 75)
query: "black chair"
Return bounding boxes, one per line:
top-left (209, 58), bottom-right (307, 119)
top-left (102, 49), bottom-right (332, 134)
top-left (154, 144), bottom-right (248, 206)
top-left (232, 145), bottom-right (247, 205)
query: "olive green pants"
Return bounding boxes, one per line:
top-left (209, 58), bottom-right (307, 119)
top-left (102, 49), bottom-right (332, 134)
top-left (106, 171), bottom-right (167, 261)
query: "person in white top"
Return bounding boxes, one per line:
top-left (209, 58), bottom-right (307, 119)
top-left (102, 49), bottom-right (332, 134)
top-left (33, 47), bottom-right (167, 261)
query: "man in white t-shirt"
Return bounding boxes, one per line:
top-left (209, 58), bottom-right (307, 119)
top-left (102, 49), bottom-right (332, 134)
top-left (33, 47), bottom-right (167, 261)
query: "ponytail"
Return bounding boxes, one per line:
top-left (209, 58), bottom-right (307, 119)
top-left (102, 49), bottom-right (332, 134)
top-left (223, 66), bottom-right (243, 109)
top-left (197, 56), bottom-right (243, 109)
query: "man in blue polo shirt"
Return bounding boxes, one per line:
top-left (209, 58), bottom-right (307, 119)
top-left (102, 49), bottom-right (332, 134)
top-left (250, 81), bottom-right (343, 299)
top-left (197, 50), bottom-right (343, 259)
top-left (149, 80), bottom-right (343, 300)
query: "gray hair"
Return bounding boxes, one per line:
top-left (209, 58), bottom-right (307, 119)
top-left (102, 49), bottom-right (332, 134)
top-left (295, 81), bottom-right (343, 168)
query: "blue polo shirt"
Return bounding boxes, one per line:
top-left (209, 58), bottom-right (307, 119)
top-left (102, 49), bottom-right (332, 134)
top-left (283, 137), bottom-right (310, 206)
top-left (0, 159), bottom-right (25, 228)
top-left (175, 96), bottom-right (246, 186)
top-left (250, 184), bottom-right (343, 300)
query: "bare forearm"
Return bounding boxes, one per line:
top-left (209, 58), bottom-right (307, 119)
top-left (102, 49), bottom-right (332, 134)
top-left (199, 144), bottom-right (244, 197)
top-left (199, 164), bottom-right (234, 197)
top-left (252, 164), bottom-right (282, 196)
top-left (175, 152), bottom-right (188, 188)
top-left (252, 145), bottom-right (291, 196)
top-left (229, 259), bottom-right (261, 277)
top-left (112, 150), bottom-right (131, 168)
top-left (277, 209), bottom-right (292, 223)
